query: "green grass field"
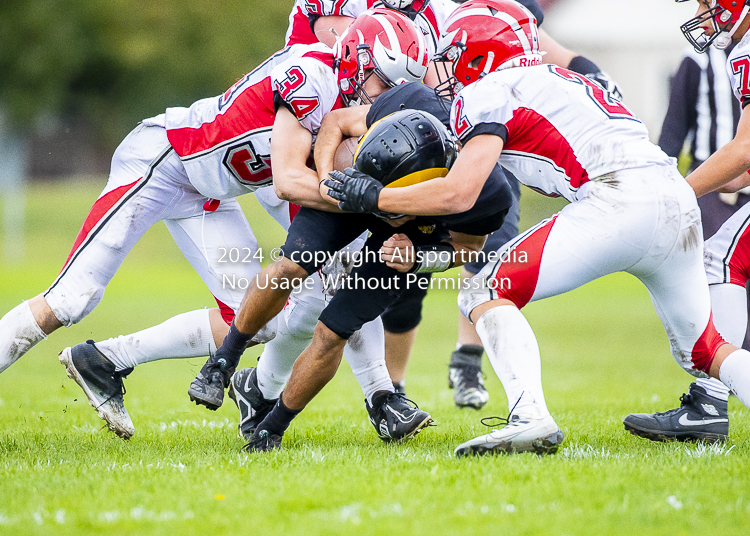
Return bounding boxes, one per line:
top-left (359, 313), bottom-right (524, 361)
top-left (1, 179), bottom-right (749, 535)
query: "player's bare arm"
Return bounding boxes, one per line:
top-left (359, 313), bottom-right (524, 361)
top-left (313, 15), bottom-right (354, 47)
top-left (380, 231), bottom-right (487, 272)
top-left (537, 28), bottom-right (576, 68)
top-left (314, 105), bottom-right (371, 183)
top-left (717, 171), bottom-right (750, 193)
top-left (687, 107), bottom-right (750, 197)
top-left (376, 134), bottom-right (505, 215)
top-left (271, 107), bottom-right (341, 212)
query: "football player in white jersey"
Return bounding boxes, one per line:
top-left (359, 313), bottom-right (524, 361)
top-left (325, 0), bottom-right (750, 456)
top-left (622, 1), bottom-right (750, 443)
top-left (0, 10), bottom-right (425, 440)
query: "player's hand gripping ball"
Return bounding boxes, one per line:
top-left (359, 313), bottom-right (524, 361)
top-left (325, 168), bottom-right (383, 213)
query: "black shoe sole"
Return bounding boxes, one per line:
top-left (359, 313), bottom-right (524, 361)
top-left (456, 430), bottom-right (564, 458)
top-left (623, 422), bottom-right (727, 444)
top-left (455, 400), bottom-right (487, 410)
top-left (188, 382), bottom-right (224, 411)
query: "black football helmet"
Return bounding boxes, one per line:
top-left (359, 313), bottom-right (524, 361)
top-left (353, 109), bottom-right (457, 193)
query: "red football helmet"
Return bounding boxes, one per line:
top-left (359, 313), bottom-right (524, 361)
top-left (678, 0), bottom-right (750, 52)
top-left (433, 0), bottom-right (542, 101)
top-left (333, 8), bottom-right (429, 105)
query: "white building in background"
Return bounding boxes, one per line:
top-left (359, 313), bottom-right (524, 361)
top-left (545, 0), bottom-right (699, 139)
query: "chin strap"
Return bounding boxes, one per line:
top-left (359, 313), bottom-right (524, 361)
top-left (715, 4), bottom-right (750, 49)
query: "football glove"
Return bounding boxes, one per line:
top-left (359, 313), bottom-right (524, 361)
top-left (585, 71), bottom-right (623, 101)
top-left (324, 168), bottom-right (383, 213)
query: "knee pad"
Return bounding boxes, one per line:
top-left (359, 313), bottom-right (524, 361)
top-left (252, 315), bottom-right (278, 344)
top-left (283, 295), bottom-right (325, 340)
top-left (44, 285), bottom-right (104, 327)
top-left (457, 272), bottom-right (494, 321)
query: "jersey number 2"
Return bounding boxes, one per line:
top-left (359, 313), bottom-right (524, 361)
top-left (551, 66), bottom-right (634, 120)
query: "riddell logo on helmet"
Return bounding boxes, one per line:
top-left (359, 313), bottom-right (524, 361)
top-left (519, 57), bottom-right (542, 67)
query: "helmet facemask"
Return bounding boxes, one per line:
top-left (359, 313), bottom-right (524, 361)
top-left (433, 42), bottom-right (466, 117)
top-left (679, 0), bottom-right (750, 52)
top-left (432, 1), bottom-right (542, 115)
top-left (339, 44), bottom-right (398, 106)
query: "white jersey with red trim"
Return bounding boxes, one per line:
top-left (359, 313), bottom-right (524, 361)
top-left (450, 65), bottom-right (673, 202)
top-left (726, 31), bottom-right (750, 108)
top-left (156, 43), bottom-right (338, 200)
top-left (286, 0), bottom-right (364, 47)
top-left (284, 0), bottom-right (458, 59)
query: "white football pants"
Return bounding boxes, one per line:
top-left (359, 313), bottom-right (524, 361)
top-left (459, 164), bottom-right (723, 376)
top-left (44, 123), bottom-right (265, 331)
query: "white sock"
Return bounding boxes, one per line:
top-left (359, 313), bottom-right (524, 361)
top-left (696, 377), bottom-right (730, 401)
top-left (343, 317), bottom-right (393, 406)
top-left (256, 315), bottom-right (307, 400)
top-left (693, 284), bottom-right (746, 401)
top-left (95, 309), bottom-right (216, 371)
top-left (719, 349), bottom-right (750, 408)
top-left (0, 301), bottom-right (47, 373)
top-left (710, 284), bottom-right (748, 346)
top-left (475, 305), bottom-right (551, 419)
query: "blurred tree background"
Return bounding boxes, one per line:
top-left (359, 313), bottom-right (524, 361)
top-left (0, 0), bottom-right (290, 167)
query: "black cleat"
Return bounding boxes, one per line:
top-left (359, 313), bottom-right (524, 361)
top-left (449, 364), bottom-right (489, 409)
top-left (59, 340), bottom-right (134, 439)
top-left (366, 391), bottom-right (433, 442)
top-left (228, 368), bottom-right (278, 440)
top-left (188, 350), bottom-right (236, 410)
top-left (623, 383), bottom-right (729, 443)
top-left (448, 345), bottom-right (489, 409)
top-left (243, 429), bottom-right (283, 453)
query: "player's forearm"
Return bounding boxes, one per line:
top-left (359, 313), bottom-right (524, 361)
top-left (314, 118), bottom-right (347, 183)
top-left (446, 233), bottom-right (487, 268)
top-left (717, 172), bottom-right (750, 193)
top-left (274, 168), bottom-right (341, 212)
top-left (315, 107), bottom-right (370, 182)
top-left (687, 139), bottom-right (750, 197)
top-left (538, 29), bottom-right (576, 68)
top-left (378, 135), bottom-right (503, 216)
top-left (378, 176), bottom-right (479, 215)
top-left (313, 15), bottom-right (354, 48)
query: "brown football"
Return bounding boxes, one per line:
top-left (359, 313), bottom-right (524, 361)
top-left (333, 137), bottom-right (359, 172)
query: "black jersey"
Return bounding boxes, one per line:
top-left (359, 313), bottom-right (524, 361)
top-left (367, 82), bottom-right (512, 236)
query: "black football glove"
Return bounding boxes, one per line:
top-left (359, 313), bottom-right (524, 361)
top-left (585, 71), bottom-right (623, 101)
top-left (324, 168), bottom-right (383, 213)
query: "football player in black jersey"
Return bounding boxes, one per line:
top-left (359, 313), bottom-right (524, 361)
top-left (189, 83), bottom-right (513, 451)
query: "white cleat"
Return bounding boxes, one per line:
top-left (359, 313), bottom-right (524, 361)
top-left (59, 342), bottom-right (135, 440)
top-left (455, 414), bottom-right (564, 457)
